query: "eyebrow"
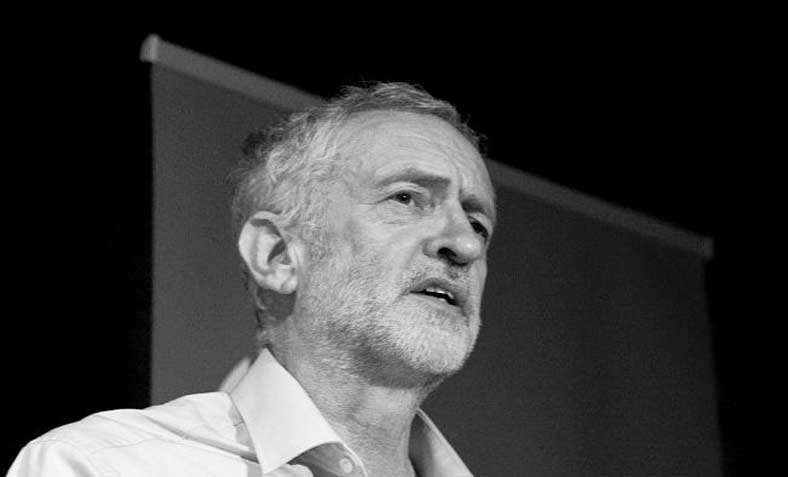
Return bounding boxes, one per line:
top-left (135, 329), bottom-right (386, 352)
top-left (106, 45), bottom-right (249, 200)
top-left (374, 167), bottom-right (451, 190)
top-left (374, 167), bottom-right (497, 223)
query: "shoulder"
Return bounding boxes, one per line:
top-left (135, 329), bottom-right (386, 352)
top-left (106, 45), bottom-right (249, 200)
top-left (9, 392), bottom-right (248, 476)
top-left (37, 392), bottom-right (237, 450)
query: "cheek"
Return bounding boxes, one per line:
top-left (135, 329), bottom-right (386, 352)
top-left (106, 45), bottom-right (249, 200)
top-left (343, 213), bottom-right (411, 256)
top-left (342, 218), bottom-right (368, 257)
top-left (474, 260), bottom-right (488, 293)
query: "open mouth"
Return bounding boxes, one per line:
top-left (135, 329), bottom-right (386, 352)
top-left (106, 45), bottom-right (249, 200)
top-left (413, 286), bottom-right (459, 306)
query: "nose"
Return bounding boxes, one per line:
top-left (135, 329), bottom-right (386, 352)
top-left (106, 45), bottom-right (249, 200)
top-left (424, 211), bottom-right (485, 266)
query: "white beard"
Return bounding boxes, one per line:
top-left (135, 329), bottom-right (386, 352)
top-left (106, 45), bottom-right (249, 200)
top-left (294, 243), bottom-right (481, 389)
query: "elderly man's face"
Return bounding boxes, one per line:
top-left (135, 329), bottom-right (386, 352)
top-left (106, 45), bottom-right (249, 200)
top-left (294, 110), bottom-right (495, 384)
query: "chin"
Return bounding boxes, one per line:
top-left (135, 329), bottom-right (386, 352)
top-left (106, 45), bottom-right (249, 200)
top-left (305, 288), bottom-right (481, 387)
top-left (380, 307), bottom-right (480, 382)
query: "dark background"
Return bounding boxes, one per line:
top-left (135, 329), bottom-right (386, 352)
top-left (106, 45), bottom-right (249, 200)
top-left (4, 23), bottom-right (776, 475)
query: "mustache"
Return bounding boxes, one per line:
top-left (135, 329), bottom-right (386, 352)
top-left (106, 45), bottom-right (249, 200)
top-left (401, 267), bottom-right (471, 291)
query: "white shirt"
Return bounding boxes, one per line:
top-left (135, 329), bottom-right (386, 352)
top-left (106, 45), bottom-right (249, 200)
top-left (8, 350), bottom-right (473, 476)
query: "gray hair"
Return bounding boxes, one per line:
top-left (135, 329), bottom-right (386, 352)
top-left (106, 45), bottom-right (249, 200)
top-left (230, 82), bottom-right (484, 345)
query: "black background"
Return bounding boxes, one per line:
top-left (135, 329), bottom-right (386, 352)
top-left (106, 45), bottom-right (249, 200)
top-left (4, 20), bottom-right (777, 475)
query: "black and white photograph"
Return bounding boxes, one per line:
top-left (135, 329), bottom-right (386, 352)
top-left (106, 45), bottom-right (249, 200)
top-left (4, 22), bottom-right (776, 476)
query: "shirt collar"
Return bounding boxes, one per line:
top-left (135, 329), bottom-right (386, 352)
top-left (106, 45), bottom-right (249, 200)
top-left (229, 349), bottom-right (342, 473)
top-left (411, 410), bottom-right (473, 477)
top-left (229, 349), bottom-right (472, 476)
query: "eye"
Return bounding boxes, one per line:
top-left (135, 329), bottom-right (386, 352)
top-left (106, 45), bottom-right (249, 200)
top-left (390, 191), bottom-right (416, 206)
top-left (470, 219), bottom-right (490, 241)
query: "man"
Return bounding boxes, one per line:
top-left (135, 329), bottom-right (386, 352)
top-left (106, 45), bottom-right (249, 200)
top-left (9, 82), bottom-right (496, 476)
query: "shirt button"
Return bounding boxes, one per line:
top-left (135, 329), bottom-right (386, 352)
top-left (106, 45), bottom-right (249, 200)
top-left (339, 456), bottom-right (354, 473)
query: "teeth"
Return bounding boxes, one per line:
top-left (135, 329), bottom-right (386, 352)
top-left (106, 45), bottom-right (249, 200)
top-left (425, 286), bottom-right (454, 300)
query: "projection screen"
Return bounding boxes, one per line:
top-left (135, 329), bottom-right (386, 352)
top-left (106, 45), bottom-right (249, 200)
top-left (143, 35), bottom-right (719, 476)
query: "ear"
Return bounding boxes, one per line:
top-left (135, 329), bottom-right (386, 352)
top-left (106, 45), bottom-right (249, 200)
top-left (238, 211), bottom-right (302, 294)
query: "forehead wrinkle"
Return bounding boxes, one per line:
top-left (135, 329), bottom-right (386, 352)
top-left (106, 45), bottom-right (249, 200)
top-left (373, 166), bottom-right (450, 188)
top-left (335, 110), bottom-right (495, 219)
top-left (372, 164), bottom-right (496, 224)
top-left (341, 110), bottom-right (463, 158)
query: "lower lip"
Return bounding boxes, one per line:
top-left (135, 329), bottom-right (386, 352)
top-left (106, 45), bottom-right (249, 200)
top-left (408, 293), bottom-right (463, 315)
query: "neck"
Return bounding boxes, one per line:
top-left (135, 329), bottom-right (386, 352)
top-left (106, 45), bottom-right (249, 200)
top-left (269, 339), bottom-right (430, 477)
